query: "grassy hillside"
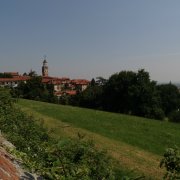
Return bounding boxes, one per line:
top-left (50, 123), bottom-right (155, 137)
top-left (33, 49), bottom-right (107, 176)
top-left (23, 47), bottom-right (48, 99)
top-left (17, 99), bottom-right (180, 155)
top-left (17, 99), bottom-right (180, 179)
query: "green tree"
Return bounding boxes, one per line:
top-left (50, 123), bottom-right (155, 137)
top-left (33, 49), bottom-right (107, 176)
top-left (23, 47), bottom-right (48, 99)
top-left (96, 76), bottom-right (107, 86)
top-left (28, 69), bottom-right (37, 77)
top-left (103, 69), bottom-right (164, 119)
top-left (132, 69), bottom-right (164, 119)
top-left (90, 78), bottom-right (96, 86)
top-left (0, 88), bottom-right (13, 110)
top-left (13, 76), bottom-right (56, 102)
top-left (103, 71), bottom-right (136, 113)
top-left (79, 85), bottom-right (103, 109)
top-left (157, 83), bottom-right (180, 116)
top-left (168, 110), bottom-right (180, 123)
top-left (0, 73), bottom-right (13, 78)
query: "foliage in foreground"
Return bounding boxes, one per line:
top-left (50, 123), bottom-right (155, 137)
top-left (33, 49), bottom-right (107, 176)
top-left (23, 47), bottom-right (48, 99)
top-left (41, 139), bottom-right (114, 179)
top-left (160, 147), bottom-right (180, 179)
top-left (0, 88), bottom-right (115, 179)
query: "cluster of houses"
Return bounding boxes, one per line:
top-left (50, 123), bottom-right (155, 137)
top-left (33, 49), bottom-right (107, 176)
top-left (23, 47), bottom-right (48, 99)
top-left (0, 60), bottom-right (90, 97)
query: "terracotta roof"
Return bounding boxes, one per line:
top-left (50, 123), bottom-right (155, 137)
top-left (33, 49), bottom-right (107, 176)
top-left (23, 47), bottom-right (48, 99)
top-left (64, 90), bottom-right (77, 95)
top-left (54, 90), bottom-right (77, 96)
top-left (42, 79), bottom-right (62, 85)
top-left (71, 79), bottom-right (90, 85)
top-left (42, 76), bottom-right (70, 85)
top-left (0, 135), bottom-right (41, 180)
top-left (50, 80), bottom-right (62, 85)
top-left (42, 79), bottom-right (50, 83)
top-left (42, 76), bottom-right (70, 81)
top-left (61, 77), bottom-right (70, 80)
top-left (0, 148), bottom-right (20, 180)
top-left (42, 77), bottom-right (89, 84)
top-left (0, 76), bottom-right (30, 82)
top-left (4, 72), bottom-right (19, 76)
top-left (54, 91), bottom-right (63, 96)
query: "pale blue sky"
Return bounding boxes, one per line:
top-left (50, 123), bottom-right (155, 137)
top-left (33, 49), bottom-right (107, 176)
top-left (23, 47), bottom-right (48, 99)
top-left (1, 0), bottom-right (180, 82)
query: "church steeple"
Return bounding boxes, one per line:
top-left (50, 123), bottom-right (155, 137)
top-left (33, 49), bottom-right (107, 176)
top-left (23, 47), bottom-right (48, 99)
top-left (42, 56), bottom-right (48, 76)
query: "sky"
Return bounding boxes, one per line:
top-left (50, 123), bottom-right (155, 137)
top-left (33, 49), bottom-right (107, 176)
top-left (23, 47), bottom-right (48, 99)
top-left (1, 0), bottom-right (180, 82)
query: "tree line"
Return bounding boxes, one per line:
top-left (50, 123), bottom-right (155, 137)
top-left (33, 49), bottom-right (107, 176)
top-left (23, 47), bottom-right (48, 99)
top-left (0, 73), bottom-right (13, 78)
top-left (12, 69), bottom-right (180, 122)
top-left (12, 76), bottom-right (57, 103)
top-left (68, 69), bottom-right (180, 122)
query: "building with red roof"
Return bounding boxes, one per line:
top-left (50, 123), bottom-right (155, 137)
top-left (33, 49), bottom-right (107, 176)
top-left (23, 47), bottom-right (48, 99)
top-left (0, 59), bottom-right (90, 96)
top-left (41, 60), bottom-right (90, 96)
top-left (4, 72), bottom-right (19, 77)
top-left (0, 76), bottom-right (30, 88)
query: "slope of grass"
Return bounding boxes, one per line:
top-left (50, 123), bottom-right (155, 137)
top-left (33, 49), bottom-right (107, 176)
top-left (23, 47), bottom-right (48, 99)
top-left (16, 101), bottom-right (162, 179)
top-left (17, 99), bottom-right (180, 156)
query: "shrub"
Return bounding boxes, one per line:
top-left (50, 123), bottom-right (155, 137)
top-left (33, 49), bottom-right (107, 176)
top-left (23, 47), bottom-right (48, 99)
top-left (41, 138), bottom-right (114, 179)
top-left (168, 111), bottom-right (180, 123)
top-left (0, 88), bottom-right (115, 179)
top-left (160, 147), bottom-right (180, 179)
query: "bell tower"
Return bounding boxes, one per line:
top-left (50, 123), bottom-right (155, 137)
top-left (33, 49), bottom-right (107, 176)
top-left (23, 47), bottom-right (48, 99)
top-left (42, 56), bottom-right (48, 77)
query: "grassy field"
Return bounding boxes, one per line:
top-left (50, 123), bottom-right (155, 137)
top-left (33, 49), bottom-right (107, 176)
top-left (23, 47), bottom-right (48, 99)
top-left (17, 99), bottom-right (180, 179)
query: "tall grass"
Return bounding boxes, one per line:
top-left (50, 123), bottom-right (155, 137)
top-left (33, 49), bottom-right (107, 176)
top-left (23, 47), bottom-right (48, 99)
top-left (18, 99), bottom-right (180, 156)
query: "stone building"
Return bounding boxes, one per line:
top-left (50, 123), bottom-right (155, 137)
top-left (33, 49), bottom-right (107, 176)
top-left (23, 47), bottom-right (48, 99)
top-left (0, 72), bottom-right (29, 88)
top-left (41, 59), bottom-right (90, 96)
top-left (0, 59), bottom-right (90, 96)
top-left (42, 59), bottom-right (48, 77)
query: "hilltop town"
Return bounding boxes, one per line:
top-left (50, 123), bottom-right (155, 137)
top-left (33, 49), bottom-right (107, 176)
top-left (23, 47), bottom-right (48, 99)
top-left (0, 58), bottom-right (90, 96)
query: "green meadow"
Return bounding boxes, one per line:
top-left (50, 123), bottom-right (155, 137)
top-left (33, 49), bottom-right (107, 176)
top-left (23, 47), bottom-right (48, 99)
top-left (17, 99), bottom-right (180, 179)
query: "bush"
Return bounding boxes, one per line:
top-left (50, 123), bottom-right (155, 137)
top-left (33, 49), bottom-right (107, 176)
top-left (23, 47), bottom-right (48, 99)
top-left (0, 88), bottom-right (13, 109)
top-left (160, 147), bottom-right (180, 179)
top-left (41, 138), bottom-right (114, 179)
top-left (168, 111), bottom-right (180, 123)
top-left (0, 88), bottom-right (115, 179)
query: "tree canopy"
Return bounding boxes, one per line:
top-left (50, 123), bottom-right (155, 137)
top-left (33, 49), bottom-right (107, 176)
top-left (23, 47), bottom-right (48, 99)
top-left (13, 76), bottom-right (56, 102)
top-left (157, 83), bottom-right (180, 116)
top-left (69, 69), bottom-right (180, 121)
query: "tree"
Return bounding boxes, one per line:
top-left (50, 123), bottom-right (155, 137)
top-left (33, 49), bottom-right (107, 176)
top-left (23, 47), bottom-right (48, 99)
top-left (90, 78), bottom-right (96, 87)
top-left (157, 83), bottom-right (180, 116)
top-left (23, 72), bottom-right (28, 76)
top-left (28, 69), bottom-right (37, 77)
top-left (0, 88), bottom-right (13, 110)
top-left (69, 69), bottom-right (165, 120)
top-left (103, 71), bottom-right (136, 113)
top-left (0, 73), bottom-right (13, 78)
top-left (13, 76), bottom-right (56, 102)
top-left (79, 85), bottom-right (103, 109)
top-left (102, 69), bottom-right (164, 119)
top-left (96, 76), bottom-right (107, 86)
top-left (132, 69), bottom-right (164, 119)
top-left (168, 110), bottom-right (180, 123)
